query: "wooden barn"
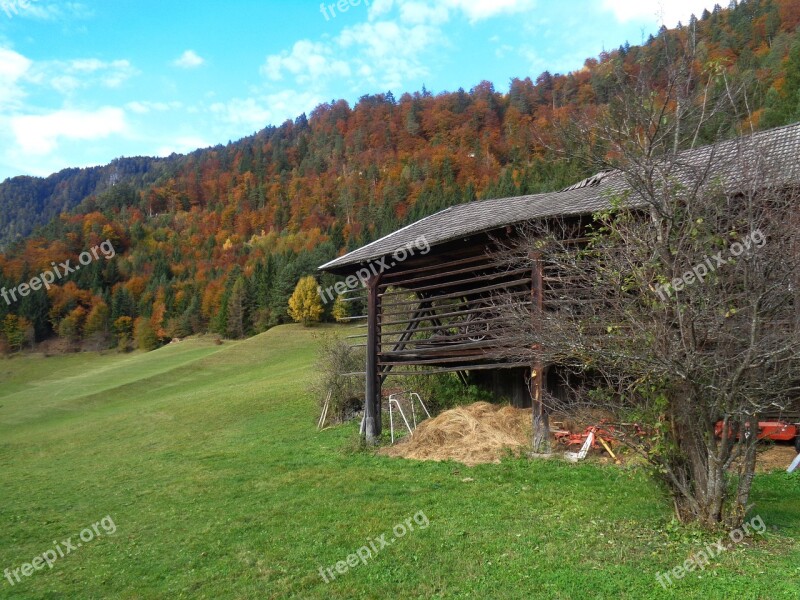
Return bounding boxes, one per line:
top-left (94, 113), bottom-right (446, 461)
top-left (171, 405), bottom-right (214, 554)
top-left (318, 122), bottom-right (800, 442)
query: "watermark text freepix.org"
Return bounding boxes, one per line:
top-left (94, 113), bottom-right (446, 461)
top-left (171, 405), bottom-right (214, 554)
top-left (320, 0), bottom-right (368, 21)
top-left (654, 229), bottom-right (766, 301)
top-left (1, 0), bottom-right (34, 18)
top-left (1, 239), bottom-right (116, 307)
top-left (317, 510), bottom-right (429, 583)
top-left (318, 235), bottom-right (430, 304)
top-left (655, 514), bottom-right (766, 589)
top-left (4, 515), bottom-right (117, 587)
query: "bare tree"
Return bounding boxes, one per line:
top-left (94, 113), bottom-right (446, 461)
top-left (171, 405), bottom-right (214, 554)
top-left (491, 48), bottom-right (800, 527)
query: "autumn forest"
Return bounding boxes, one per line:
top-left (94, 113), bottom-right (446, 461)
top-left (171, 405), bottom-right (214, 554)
top-left (2, 0), bottom-right (800, 353)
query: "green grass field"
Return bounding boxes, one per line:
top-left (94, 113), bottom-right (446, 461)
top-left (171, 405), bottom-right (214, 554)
top-left (0, 324), bottom-right (798, 599)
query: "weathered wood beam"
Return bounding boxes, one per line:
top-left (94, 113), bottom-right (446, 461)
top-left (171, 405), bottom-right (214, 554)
top-left (378, 353), bottom-right (506, 366)
top-left (379, 277), bottom-right (532, 309)
top-left (379, 259), bottom-right (500, 289)
top-left (378, 290), bottom-right (531, 326)
top-left (378, 267), bottom-right (531, 299)
top-left (381, 329), bottom-right (505, 350)
top-left (379, 253), bottom-right (489, 282)
top-left (530, 252), bottom-right (550, 454)
top-left (381, 338), bottom-right (500, 356)
top-left (380, 363), bottom-right (527, 376)
top-left (364, 273), bottom-right (382, 444)
top-left (377, 314), bottom-right (513, 341)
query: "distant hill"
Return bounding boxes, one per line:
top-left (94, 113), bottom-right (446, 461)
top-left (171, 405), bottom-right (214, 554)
top-left (1, 0), bottom-right (799, 349)
top-left (0, 156), bottom-right (178, 251)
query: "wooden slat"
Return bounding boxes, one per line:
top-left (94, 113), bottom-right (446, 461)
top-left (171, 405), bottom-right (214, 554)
top-left (379, 253), bottom-right (489, 282)
top-left (378, 267), bottom-right (531, 299)
top-left (378, 291), bottom-right (531, 327)
top-left (379, 277), bottom-right (532, 309)
top-left (380, 338), bottom-right (500, 356)
top-left (379, 363), bottom-right (527, 375)
top-left (339, 287), bottom-right (368, 296)
top-left (379, 354), bottom-right (517, 366)
top-left (379, 315), bottom-right (517, 342)
top-left (378, 318), bottom-right (509, 341)
top-left (383, 299), bottom-right (427, 358)
top-left (380, 259), bottom-right (502, 289)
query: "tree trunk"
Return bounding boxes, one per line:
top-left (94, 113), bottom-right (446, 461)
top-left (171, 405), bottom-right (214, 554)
top-left (663, 411), bottom-right (753, 528)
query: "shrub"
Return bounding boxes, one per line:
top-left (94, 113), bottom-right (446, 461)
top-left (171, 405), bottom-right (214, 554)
top-left (331, 295), bottom-right (349, 322)
top-left (134, 318), bottom-right (159, 351)
top-left (403, 372), bottom-right (495, 414)
top-left (310, 333), bottom-right (365, 424)
top-left (2, 315), bottom-right (32, 354)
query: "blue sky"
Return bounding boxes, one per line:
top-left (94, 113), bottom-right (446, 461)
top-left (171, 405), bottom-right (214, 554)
top-left (0, 0), bottom-right (717, 181)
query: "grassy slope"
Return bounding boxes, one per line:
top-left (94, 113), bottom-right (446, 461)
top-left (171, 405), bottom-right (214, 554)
top-left (0, 325), bottom-right (798, 599)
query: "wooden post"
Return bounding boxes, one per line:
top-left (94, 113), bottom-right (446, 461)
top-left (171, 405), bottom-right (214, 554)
top-left (364, 273), bottom-right (382, 443)
top-left (530, 253), bottom-right (550, 453)
top-left (531, 364), bottom-right (549, 453)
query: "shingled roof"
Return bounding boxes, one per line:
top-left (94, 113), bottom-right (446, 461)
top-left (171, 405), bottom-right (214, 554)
top-left (319, 122), bottom-right (800, 272)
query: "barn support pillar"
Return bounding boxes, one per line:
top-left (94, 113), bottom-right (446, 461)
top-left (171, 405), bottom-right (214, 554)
top-left (364, 273), bottom-right (382, 444)
top-left (530, 252), bottom-right (550, 453)
top-left (531, 363), bottom-right (550, 453)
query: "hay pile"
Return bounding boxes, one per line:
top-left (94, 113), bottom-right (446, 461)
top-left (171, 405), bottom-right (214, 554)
top-left (756, 444), bottom-right (798, 472)
top-left (379, 401), bottom-right (531, 466)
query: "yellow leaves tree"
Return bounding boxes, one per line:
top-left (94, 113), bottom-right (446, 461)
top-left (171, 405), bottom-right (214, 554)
top-left (150, 288), bottom-right (168, 339)
top-left (2, 314), bottom-right (31, 353)
top-left (84, 299), bottom-right (110, 337)
top-left (332, 295), bottom-right (349, 322)
top-left (288, 276), bottom-right (323, 326)
top-left (113, 316), bottom-right (134, 352)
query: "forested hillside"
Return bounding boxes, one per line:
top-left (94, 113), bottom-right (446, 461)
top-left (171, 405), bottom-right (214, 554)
top-left (0, 156), bottom-right (174, 250)
top-left (1, 0), bottom-right (800, 352)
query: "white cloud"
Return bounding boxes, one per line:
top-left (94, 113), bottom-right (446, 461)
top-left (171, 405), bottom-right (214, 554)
top-left (440, 0), bottom-right (537, 23)
top-left (261, 90), bottom-right (322, 122)
top-left (494, 43), bottom-right (514, 59)
top-left (263, 14), bottom-right (439, 92)
top-left (126, 100), bottom-right (183, 114)
top-left (262, 40), bottom-right (350, 84)
top-left (156, 136), bottom-right (211, 156)
top-left (210, 97), bottom-right (272, 129)
top-left (209, 91), bottom-right (320, 131)
top-left (602, 0), bottom-right (717, 26)
top-left (1, 1), bottom-right (93, 20)
top-left (0, 47), bottom-right (32, 109)
top-left (397, 1), bottom-right (449, 25)
top-left (365, 0), bottom-right (393, 19)
top-left (338, 20), bottom-right (437, 89)
top-left (10, 107), bottom-right (127, 154)
top-left (173, 50), bottom-right (205, 69)
top-left (265, 0), bottom-right (533, 98)
top-left (29, 57), bottom-right (137, 94)
top-left (369, 0), bottom-right (537, 24)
